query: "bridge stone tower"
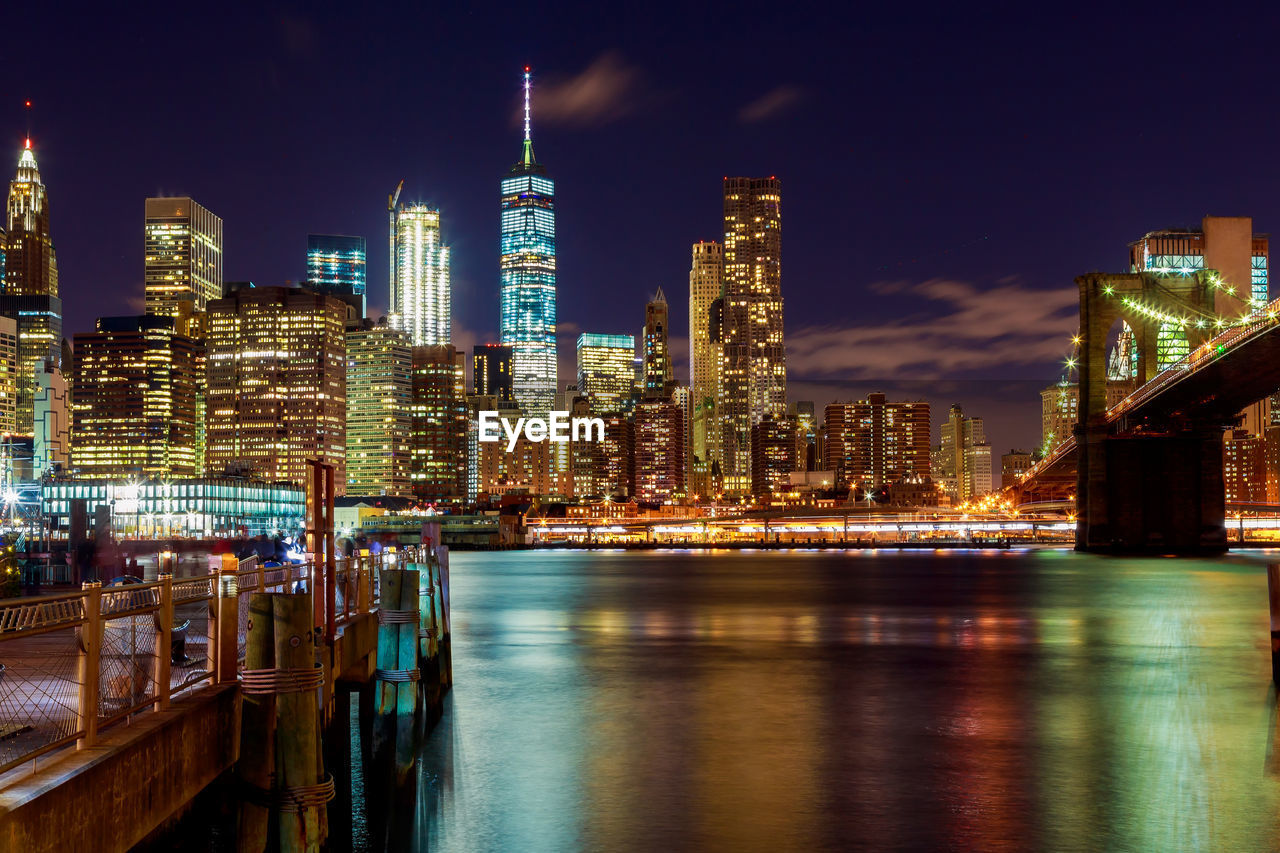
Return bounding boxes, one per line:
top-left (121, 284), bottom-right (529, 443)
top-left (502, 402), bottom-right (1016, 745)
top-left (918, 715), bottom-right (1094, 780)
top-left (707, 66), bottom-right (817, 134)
top-left (1076, 270), bottom-right (1226, 553)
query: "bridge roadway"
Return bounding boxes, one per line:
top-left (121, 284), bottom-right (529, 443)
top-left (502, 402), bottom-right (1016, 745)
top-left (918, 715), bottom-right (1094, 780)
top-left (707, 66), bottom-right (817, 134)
top-left (1015, 288), bottom-right (1280, 550)
top-left (0, 546), bottom-right (444, 852)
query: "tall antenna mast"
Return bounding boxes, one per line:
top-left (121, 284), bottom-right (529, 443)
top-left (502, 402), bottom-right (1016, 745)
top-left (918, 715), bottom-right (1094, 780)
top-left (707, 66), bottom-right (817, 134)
top-left (523, 67), bottom-right (532, 143)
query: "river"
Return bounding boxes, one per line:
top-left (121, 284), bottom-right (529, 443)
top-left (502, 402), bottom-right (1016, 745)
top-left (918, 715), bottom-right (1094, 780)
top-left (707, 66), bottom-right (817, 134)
top-left (353, 547), bottom-right (1280, 851)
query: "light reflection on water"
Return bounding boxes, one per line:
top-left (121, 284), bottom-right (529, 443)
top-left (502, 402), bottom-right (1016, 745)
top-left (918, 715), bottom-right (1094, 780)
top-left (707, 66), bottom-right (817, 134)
top-left (375, 549), bottom-right (1280, 851)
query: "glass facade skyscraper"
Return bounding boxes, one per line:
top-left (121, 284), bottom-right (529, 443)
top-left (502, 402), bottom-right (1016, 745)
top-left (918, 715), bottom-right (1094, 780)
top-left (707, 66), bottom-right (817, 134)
top-left (308, 234), bottom-right (367, 317)
top-left (144, 197), bottom-right (222, 316)
top-left (390, 205), bottom-right (450, 347)
top-left (500, 70), bottom-right (557, 418)
top-left (576, 333), bottom-right (635, 415)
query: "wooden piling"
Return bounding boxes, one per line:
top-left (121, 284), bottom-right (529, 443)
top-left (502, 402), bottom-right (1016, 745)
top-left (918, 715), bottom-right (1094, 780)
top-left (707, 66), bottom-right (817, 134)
top-left (236, 594), bottom-right (276, 853)
top-left (273, 594), bottom-right (327, 853)
top-left (1269, 564), bottom-right (1280, 685)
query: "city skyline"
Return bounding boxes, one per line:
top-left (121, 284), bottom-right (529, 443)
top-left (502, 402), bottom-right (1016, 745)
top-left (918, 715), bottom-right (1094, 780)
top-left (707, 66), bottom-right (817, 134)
top-left (8, 5), bottom-right (1280, 457)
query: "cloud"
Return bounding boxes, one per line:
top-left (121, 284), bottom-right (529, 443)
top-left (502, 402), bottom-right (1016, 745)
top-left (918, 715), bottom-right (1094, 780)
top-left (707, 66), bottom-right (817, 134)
top-left (739, 85), bottom-right (805, 123)
top-left (786, 279), bottom-right (1078, 379)
top-left (526, 52), bottom-right (644, 128)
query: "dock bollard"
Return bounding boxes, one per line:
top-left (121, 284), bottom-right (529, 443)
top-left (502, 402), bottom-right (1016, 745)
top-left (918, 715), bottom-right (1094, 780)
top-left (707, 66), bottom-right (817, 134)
top-left (1269, 564), bottom-right (1280, 685)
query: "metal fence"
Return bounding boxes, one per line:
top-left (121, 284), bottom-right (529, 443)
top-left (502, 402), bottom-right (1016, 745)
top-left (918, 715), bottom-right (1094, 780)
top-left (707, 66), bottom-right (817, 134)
top-left (0, 547), bottom-right (419, 776)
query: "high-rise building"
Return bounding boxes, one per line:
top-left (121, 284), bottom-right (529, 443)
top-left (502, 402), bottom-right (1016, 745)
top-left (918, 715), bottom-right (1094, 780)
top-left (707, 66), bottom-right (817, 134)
top-left (0, 294), bottom-right (62, 435)
top-left (0, 316), bottom-right (16, 436)
top-left (720, 177), bottom-right (784, 486)
top-left (346, 319), bottom-right (413, 497)
top-left (822, 393), bottom-right (930, 493)
top-left (1040, 380), bottom-right (1132, 455)
top-left (643, 288), bottom-right (673, 398)
top-left (751, 416), bottom-right (797, 499)
top-left (1224, 429), bottom-right (1266, 503)
top-left (1000, 449), bottom-right (1034, 489)
top-left (577, 333), bottom-right (636, 414)
top-left (790, 401), bottom-right (817, 472)
top-left (411, 345), bottom-right (467, 506)
top-left (690, 240), bottom-right (723, 480)
top-left (144, 197), bottom-right (223, 317)
top-left (500, 70), bottom-right (557, 417)
top-left (472, 344), bottom-right (514, 401)
top-left (71, 315), bottom-right (201, 479)
top-left (4, 138), bottom-right (57, 298)
top-left (307, 234), bottom-right (367, 318)
top-left (390, 204), bottom-right (450, 346)
top-left (634, 399), bottom-right (685, 503)
top-left (33, 358), bottom-right (68, 476)
top-left (600, 414), bottom-right (635, 498)
top-left (934, 405), bottom-right (993, 502)
top-left (205, 286), bottom-right (348, 490)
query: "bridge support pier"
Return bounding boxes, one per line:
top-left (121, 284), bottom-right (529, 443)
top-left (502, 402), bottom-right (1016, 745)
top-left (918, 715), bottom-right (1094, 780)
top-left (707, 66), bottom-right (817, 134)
top-left (1077, 427), bottom-right (1228, 553)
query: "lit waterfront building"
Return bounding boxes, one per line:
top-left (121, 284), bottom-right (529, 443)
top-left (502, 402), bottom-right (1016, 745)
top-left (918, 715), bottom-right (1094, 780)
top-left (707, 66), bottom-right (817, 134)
top-left (4, 137), bottom-right (57, 298)
top-left (822, 393), bottom-right (930, 494)
top-left (307, 234), bottom-right (367, 317)
top-left (472, 344), bottom-right (514, 401)
top-left (577, 333), bottom-right (635, 415)
top-left (144, 197), bottom-right (223, 317)
top-left (0, 294), bottom-right (62, 435)
top-left (720, 177), bottom-right (784, 488)
top-left (71, 315), bottom-right (201, 479)
top-left (205, 285), bottom-right (348, 491)
top-left (346, 319), bottom-right (413, 497)
top-left (791, 401), bottom-right (817, 472)
top-left (1224, 429), bottom-right (1266, 503)
top-left (751, 416), bottom-right (797, 499)
top-left (934, 404), bottom-right (992, 503)
top-left (389, 204), bottom-right (450, 347)
top-left (42, 478), bottom-right (304, 539)
top-left (500, 69), bottom-right (557, 418)
top-left (600, 414), bottom-right (635, 498)
top-left (643, 287), bottom-right (673, 398)
top-left (635, 399), bottom-right (685, 503)
top-left (689, 240), bottom-right (723, 484)
top-left (411, 345), bottom-right (467, 507)
top-left (478, 435), bottom-right (552, 500)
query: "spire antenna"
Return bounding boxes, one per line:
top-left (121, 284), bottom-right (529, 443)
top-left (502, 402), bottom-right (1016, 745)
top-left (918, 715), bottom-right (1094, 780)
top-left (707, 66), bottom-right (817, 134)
top-left (523, 67), bottom-right (532, 143)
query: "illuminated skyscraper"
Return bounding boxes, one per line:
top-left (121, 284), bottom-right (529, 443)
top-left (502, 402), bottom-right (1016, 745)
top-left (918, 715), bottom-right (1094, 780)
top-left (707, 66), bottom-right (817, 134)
top-left (934, 404), bottom-right (992, 502)
top-left (720, 177), bottom-right (784, 489)
top-left (307, 234), bottom-right (367, 317)
top-left (751, 416), bottom-right (797, 499)
top-left (411, 345), bottom-right (467, 506)
top-left (346, 319), bottom-right (413, 497)
top-left (576, 333), bottom-right (635, 414)
top-left (822, 393), bottom-right (930, 493)
top-left (689, 241), bottom-right (723, 479)
top-left (144, 197), bottom-right (223, 316)
top-left (643, 288), bottom-right (673, 398)
top-left (0, 317), bottom-right (16, 436)
top-left (71, 315), bottom-right (200, 478)
top-left (501, 69), bottom-right (557, 417)
top-left (390, 205), bottom-right (450, 346)
top-left (205, 286), bottom-right (348, 490)
top-left (4, 137), bottom-right (57, 297)
top-left (0, 294), bottom-right (62, 435)
top-left (635, 399), bottom-right (685, 503)
top-left (472, 344), bottom-right (514, 401)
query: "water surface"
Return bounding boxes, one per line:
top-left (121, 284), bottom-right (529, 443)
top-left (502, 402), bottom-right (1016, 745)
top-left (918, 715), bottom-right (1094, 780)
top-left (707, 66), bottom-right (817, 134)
top-left (400, 548), bottom-right (1280, 851)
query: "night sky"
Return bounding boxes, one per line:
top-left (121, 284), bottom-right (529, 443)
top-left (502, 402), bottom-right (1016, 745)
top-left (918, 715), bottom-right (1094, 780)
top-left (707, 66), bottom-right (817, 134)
top-left (9, 1), bottom-right (1279, 454)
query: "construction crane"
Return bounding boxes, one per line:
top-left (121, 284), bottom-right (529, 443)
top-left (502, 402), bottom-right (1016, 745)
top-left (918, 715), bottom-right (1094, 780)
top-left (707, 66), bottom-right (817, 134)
top-left (388, 180), bottom-right (404, 316)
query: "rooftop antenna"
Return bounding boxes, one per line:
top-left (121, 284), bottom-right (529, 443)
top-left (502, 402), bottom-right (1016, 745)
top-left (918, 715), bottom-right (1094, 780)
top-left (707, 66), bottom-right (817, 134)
top-left (523, 67), bottom-right (532, 143)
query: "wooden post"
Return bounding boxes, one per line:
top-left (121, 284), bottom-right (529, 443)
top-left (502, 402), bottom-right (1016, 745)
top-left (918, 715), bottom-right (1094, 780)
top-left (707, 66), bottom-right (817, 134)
top-left (325, 464), bottom-right (336, 643)
top-left (436, 545), bottom-right (452, 688)
top-left (155, 574), bottom-right (173, 710)
top-left (237, 594), bottom-right (276, 853)
top-left (274, 593), bottom-right (327, 852)
top-left (1269, 564), bottom-right (1280, 685)
top-left (372, 569), bottom-right (402, 761)
top-left (216, 556), bottom-right (240, 683)
top-left (77, 583), bottom-right (102, 748)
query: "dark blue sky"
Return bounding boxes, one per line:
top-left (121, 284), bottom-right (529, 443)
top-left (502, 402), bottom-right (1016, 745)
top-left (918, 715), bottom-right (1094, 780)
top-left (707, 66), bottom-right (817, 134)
top-left (8, 0), bottom-right (1279, 452)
